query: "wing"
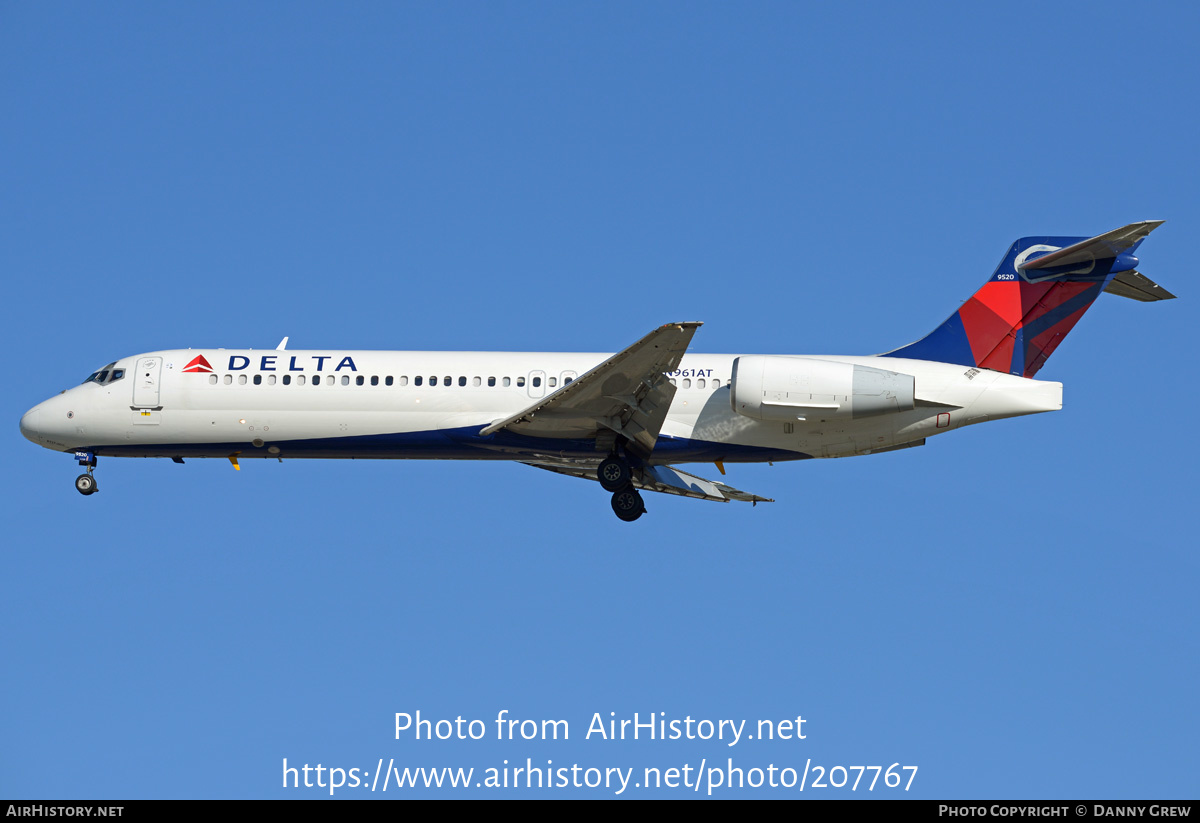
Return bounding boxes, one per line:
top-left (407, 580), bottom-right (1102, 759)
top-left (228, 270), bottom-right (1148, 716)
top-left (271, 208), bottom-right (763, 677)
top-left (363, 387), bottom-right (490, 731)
top-left (524, 460), bottom-right (773, 504)
top-left (480, 321), bottom-right (701, 458)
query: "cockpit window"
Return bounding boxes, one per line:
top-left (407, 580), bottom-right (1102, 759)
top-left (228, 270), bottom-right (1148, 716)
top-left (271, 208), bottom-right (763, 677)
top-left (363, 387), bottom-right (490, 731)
top-left (82, 362), bottom-right (125, 385)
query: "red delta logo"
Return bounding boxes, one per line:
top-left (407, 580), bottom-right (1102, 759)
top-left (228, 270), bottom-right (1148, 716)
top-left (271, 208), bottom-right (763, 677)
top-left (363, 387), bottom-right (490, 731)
top-left (182, 354), bottom-right (214, 374)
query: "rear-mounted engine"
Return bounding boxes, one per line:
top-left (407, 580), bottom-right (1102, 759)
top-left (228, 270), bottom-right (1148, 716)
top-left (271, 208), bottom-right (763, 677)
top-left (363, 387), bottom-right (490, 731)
top-left (730, 355), bottom-right (915, 421)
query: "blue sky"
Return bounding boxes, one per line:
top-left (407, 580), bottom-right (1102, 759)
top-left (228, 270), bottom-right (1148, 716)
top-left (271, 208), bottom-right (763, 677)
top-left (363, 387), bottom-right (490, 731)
top-left (2, 2), bottom-right (1196, 799)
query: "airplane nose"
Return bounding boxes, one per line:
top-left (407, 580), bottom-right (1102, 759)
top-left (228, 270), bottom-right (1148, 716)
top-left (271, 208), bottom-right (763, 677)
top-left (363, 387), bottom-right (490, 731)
top-left (20, 407), bottom-right (41, 444)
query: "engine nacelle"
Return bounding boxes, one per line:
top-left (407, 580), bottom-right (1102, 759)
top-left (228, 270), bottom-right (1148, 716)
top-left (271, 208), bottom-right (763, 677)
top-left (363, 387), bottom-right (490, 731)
top-left (730, 355), bottom-right (915, 421)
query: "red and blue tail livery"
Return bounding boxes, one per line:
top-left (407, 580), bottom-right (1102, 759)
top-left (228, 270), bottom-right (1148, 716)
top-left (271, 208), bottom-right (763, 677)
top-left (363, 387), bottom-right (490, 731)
top-left (883, 221), bottom-right (1173, 377)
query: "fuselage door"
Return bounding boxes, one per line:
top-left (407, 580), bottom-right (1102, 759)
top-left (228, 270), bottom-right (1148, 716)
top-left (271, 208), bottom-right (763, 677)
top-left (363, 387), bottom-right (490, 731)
top-left (133, 357), bottom-right (162, 408)
top-left (528, 370), bottom-right (546, 398)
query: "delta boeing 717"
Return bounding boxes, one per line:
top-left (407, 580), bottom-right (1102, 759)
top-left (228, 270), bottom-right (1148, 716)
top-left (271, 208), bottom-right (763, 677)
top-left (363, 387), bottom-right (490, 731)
top-left (20, 221), bottom-right (1173, 521)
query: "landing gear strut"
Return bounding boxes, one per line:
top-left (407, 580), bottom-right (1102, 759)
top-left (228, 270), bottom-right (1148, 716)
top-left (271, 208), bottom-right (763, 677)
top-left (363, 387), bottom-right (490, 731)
top-left (74, 452), bottom-right (98, 496)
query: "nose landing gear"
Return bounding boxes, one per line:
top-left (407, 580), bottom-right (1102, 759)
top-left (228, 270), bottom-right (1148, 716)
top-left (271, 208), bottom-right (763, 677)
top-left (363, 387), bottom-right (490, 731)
top-left (75, 472), bottom-right (98, 495)
top-left (74, 451), bottom-right (98, 496)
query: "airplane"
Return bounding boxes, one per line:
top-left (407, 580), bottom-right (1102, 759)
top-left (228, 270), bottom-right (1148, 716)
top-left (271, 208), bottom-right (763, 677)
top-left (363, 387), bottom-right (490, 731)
top-left (19, 221), bottom-right (1174, 521)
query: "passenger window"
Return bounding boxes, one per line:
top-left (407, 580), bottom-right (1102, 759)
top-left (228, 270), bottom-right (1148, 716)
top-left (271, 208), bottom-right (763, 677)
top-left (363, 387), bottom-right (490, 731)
top-left (669, 378), bottom-right (677, 386)
top-left (532, 376), bottom-right (542, 387)
top-left (297, 375), bottom-right (306, 385)
top-left (224, 375), bottom-right (233, 385)
top-left (429, 376), bottom-right (437, 386)
top-left (697, 378), bottom-right (705, 389)
top-left (712, 378), bottom-right (721, 388)
top-left (371, 376), bottom-right (379, 386)
top-left (253, 374), bottom-right (262, 385)
top-left (238, 374), bottom-right (247, 385)
top-left (283, 375), bottom-right (292, 385)
top-left (548, 377), bottom-right (557, 388)
top-left (341, 375), bottom-right (349, 385)
top-left (682, 378), bottom-right (691, 389)
top-left (398, 376), bottom-right (407, 386)
top-left (458, 376), bottom-right (466, 387)
top-left (473, 376), bottom-right (481, 387)
top-left (503, 377), bottom-right (511, 387)
top-left (326, 375), bottom-right (334, 385)
top-left (443, 376), bottom-right (451, 386)
top-left (385, 376), bottom-right (393, 386)
top-left (415, 376), bottom-right (423, 386)
top-left (356, 375), bottom-right (365, 386)
top-left (268, 375), bottom-right (277, 385)
top-left (517, 377), bottom-right (525, 387)
top-left (564, 377), bottom-right (573, 385)
top-left (209, 374), bottom-right (218, 385)
top-left (488, 377), bottom-right (496, 387)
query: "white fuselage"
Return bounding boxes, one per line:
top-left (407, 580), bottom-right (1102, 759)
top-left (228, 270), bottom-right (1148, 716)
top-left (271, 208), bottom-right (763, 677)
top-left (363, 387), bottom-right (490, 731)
top-left (20, 348), bottom-right (1062, 465)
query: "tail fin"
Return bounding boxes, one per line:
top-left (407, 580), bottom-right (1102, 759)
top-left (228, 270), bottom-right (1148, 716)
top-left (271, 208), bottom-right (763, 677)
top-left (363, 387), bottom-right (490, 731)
top-left (882, 221), bottom-right (1171, 378)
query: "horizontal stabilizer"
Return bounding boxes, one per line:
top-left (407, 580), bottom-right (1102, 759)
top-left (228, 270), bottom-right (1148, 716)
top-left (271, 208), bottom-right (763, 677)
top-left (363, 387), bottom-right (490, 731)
top-left (1103, 270), bottom-right (1176, 302)
top-left (1018, 220), bottom-right (1164, 278)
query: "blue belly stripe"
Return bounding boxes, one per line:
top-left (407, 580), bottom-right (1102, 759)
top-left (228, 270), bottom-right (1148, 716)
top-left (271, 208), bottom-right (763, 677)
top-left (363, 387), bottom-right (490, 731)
top-left (84, 425), bottom-right (809, 464)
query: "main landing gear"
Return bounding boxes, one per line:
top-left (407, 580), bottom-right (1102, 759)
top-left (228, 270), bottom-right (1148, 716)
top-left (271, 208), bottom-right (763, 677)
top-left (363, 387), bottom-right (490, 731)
top-left (598, 453), bottom-right (645, 522)
top-left (74, 452), bottom-right (98, 496)
top-left (610, 487), bottom-right (645, 522)
top-left (598, 455), bottom-right (632, 492)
